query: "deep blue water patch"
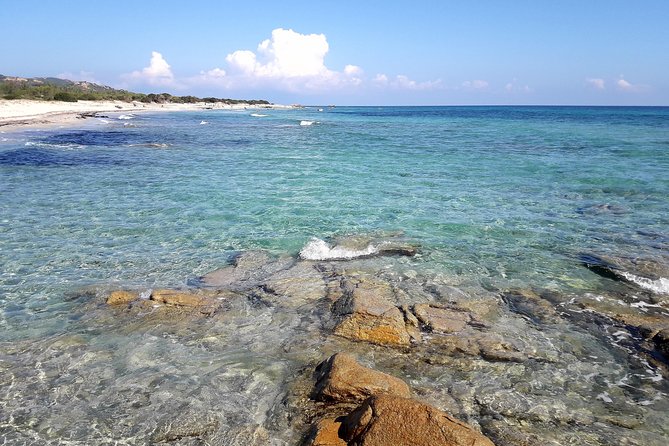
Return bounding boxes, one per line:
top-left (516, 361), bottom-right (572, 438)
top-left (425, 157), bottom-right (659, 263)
top-left (0, 146), bottom-right (129, 167)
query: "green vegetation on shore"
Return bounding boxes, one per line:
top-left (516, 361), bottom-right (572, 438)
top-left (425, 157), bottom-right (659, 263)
top-left (0, 75), bottom-right (270, 105)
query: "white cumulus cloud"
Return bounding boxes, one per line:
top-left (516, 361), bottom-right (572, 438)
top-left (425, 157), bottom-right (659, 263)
top-left (226, 28), bottom-right (330, 79)
top-left (586, 78), bottom-right (606, 90)
top-left (213, 28), bottom-right (368, 92)
top-left (124, 51), bottom-right (175, 87)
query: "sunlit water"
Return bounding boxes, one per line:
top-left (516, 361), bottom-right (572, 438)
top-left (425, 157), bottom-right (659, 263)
top-left (1, 106), bottom-right (668, 444)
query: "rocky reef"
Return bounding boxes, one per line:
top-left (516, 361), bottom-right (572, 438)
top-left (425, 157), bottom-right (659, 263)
top-left (3, 235), bottom-right (668, 445)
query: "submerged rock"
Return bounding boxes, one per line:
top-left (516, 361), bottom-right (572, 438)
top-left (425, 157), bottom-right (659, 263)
top-left (501, 289), bottom-right (558, 324)
top-left (339, 395), bottom-right (495, 446)
top-left (312, 353), bottom-right (411, 403)
top-left (197, 251), bottom-right (294, 290)
top-left (262, 262), bottom-right (326, 307)
top-left (150, 289), bottom-right (218, 307)
top-left (581, 253), bottom-right (669, 288)
top-left (413, 303), bottom-right (476, 333)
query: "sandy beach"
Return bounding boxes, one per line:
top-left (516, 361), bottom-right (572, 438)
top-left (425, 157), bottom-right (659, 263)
top-left (0, 99), bottom-right (289, 131)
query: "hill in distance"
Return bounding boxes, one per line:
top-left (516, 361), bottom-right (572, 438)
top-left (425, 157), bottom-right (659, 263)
top-left (0, 74), bottom-right (270, 105)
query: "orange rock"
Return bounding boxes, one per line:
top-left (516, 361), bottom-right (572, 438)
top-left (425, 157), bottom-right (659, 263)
top-left (106, 290), bottom-right (138, 305)
top-left (332, 281), bottom-right (412, 346)
top-left (306, 419), bottom-right (347, 446)
top-left (341, 394), bottom-right (496, 446)
top-left (313, 353), bottom-right (411, 403)
top-left (150, 289), bottom-right (214, 307)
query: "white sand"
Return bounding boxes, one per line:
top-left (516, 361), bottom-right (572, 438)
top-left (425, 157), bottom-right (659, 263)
top-left (0, 99), bottom-right (289, 131)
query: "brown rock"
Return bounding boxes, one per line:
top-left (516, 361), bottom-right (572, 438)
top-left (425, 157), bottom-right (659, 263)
top-left (313, 353), bottom-right (411, 403)
top-left (107, 290), bottom-right (139, 305)
top-left (305, 419), bottom-right (347, 446)
top-left (332, 285), bottom-right (412, 346)
top-left (340, 394), bottom-right (495, 446)
top-left (413, 304), bottom-right (471, 333)
top-left (150, 289), bottom-right (216, 307)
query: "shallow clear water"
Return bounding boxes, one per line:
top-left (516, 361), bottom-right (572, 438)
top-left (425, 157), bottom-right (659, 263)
top-left (1, 106), bottom-right (668, 444)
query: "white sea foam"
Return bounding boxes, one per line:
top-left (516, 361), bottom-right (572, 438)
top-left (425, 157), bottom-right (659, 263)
top-left (299, 238), bottom-right (378, 260)
top-left (300, 120), bottom-right (315, 126)
top-left (200, 120), bottom-right (209, 125)
top-left (118, 114), bottom-right (134, 120)
top-left (250, 113), bottom-right (268, 117)
top-left (621, 272), bottom-right (669, 295)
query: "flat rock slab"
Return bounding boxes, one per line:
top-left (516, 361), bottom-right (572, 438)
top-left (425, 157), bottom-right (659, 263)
top-left (332, 280), bottom-right (412, 346)
top-left (313, 353), bottom-right (411, 403)
top-left (150, 289), bottom-right (218, 307)
top-left (413, 303), bottom-right (472, 333)
top-left (262, 262), bottom-right (326, 307)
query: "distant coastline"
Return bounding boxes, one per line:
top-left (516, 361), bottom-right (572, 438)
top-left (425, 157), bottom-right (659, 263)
top-left (0, 99), bottom-right (291, 131)
top-left (0, 74), bottom-right (289, 131)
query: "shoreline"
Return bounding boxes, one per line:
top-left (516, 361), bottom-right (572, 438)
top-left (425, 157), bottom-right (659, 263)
top-left (0, 99), bottom-right (291, 132)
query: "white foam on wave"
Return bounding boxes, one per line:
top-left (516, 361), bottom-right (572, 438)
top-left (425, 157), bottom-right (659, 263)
top-left (24, 141), bottom-right (83, 149)
top-left (200, 121), bottom-right (208, 125)
top-left (300, 120), bottom-right (315, 126)
top-left (250, 113), bottom-right (268, 117)
top-left (621, 272), bottom-right (669, 295)
top-left (299, 238), bottom-right (378, 260)
top-left (118, 114), bottom-right (134, 120)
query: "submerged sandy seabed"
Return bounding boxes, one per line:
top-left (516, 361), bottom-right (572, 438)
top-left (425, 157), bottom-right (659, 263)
top-left (0, 99), bottom-right (290, 131)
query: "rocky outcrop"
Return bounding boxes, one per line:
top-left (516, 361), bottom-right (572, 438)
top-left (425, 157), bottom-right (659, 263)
top-left (312, 394), bottom-right (495, 446)
top-left (307, 353), bottom-right (495, 446)
top-left (312, 353), bottom-right (411, 403)
top-left (332, 278), bottom-right (415, 346)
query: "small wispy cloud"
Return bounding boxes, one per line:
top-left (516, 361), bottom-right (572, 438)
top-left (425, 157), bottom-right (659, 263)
top-left (586, 78), bottom-right (606, 90)
top-left (461, 79), bottom-right (489, 90)
top-left (505, 79), bottom-right (532, 93)
top-left (616, 77), bottom-right (646, 92)
top-left (373, 73), bottom-right (441, 90)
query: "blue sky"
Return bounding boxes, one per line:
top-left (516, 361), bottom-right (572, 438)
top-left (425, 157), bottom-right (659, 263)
top-left (2, 0), bottom-right (668, 105)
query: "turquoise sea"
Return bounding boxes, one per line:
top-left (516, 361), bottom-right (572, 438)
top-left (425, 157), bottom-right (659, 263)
top-left (1, 106), bottom-right (668, 444)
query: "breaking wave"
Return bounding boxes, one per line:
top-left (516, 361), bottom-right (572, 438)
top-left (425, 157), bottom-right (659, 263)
top-left (621, 272), bottom-right (669, 295)
top-left (299, 238), bottom-right (378, 260)
top-left (300, 120), bottom-right (315, 126)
